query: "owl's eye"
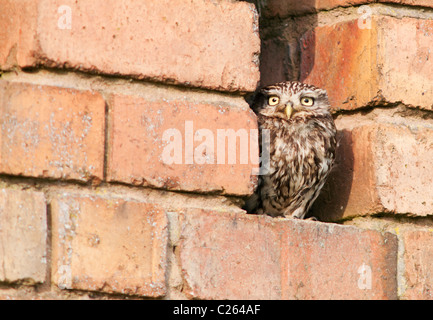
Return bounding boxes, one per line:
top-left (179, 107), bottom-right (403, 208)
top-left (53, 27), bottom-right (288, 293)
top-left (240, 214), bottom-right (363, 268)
top-left (268, 96), bottom-right (280, 106)
top-left (301, 97), bottom-right (315, 106)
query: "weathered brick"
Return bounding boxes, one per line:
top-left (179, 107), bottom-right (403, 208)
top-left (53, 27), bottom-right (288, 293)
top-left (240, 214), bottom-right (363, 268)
top-left (1, 0), bottom-right (260, 92)
top-left (107, 93), bottom-right (259, 196)
top-left (0, 80), bottom-right (105, 182)
top-left (0, 0), bottom-right (38, 68)
top-left (262, 0), bottom-right (371, 17)
top-left (0, 188), bottom-right (47, 284)
top-left (311, 120), bottom-right (433, 221)
top-left (301, 19), bottom-right (378, 111)
top-left (50, 193), bottom-right (168, 297)
top-left (384, 0), bottom-right (433, 8)
top-left (178, 209), bottom-right (282, 300)
top-left (375, 17), bottom-right (433, 111)
top-left (301, 16), bottom-right (433, 111)
top-left (178, 210), bottom-right (398, 299)
top-left (261, 0), bottom-right (433, 17)
top-left (280, 219), bottom-right (397, 299)
top-left (400, 229), bottom-right (433, 300)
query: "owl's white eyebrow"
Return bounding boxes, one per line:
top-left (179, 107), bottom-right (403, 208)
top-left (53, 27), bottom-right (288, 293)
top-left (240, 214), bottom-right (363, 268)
top-left (263, 89), bottom-right (281, 96)
top-left (299, 90), bottom-right (317, 96)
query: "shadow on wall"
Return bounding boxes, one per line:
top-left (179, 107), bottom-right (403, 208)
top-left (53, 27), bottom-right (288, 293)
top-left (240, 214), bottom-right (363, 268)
top-left (251, 0), bottom-right (355, 222)
top-left (256, 0), bottom-right (317, 86)
top-left (307, 129), bottom-right (354, 222)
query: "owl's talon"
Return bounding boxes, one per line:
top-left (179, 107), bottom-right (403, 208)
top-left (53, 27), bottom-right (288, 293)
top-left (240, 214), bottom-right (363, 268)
top-left (305, 216), bottom-right (318, 221)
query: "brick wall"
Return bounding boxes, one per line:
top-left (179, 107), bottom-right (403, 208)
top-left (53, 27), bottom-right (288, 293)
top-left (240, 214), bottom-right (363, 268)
top-left (0, 0), bottom-right (432, 300)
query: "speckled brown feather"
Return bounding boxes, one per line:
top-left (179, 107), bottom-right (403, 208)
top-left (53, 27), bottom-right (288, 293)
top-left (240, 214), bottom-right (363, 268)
top-left (244, 81), bottom-right (337, 219)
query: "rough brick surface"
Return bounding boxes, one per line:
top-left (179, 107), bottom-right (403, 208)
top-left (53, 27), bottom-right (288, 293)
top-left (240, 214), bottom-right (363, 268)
top-left (384, 0), bottom-right (433, 8)
top-left (281, 219), bottom-right (397, 300)
top-left (376, 17), bottom-right (433, 111)
top-left (179, 210), bottom-right (398, 300)
top-left (0, 189), bottom-right (47, 284)
top-left (262, 0), bottom-right (370, 17)
top-left (261, 0), bottom-right (433, 17)
top-left (301, 16), bottom-right (433, 111)
top-left (1, 0), bottom-right (432, 302)
top-left (0, 0), bottom-right (38, 68)
top-left (301, 18), bottom-right (378, 111)
top-left (1, 0), bottom-right (260, 92)
top-left (400, 229), bottom-right (433, 300)
top-left (107, 93), bottom-right (259, 196)
top-left (311, 120), bottom-right (433, 221)
top-left (50, 193), bottom-right (168, 297)
top-left (178, 209), bottom-right (282, 300)
top-left (0, 80), bottom-right (105, 182)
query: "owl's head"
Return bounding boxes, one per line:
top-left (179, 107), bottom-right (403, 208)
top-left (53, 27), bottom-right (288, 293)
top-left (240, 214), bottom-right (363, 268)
top-left (251, 81), bottom-right (331, 121)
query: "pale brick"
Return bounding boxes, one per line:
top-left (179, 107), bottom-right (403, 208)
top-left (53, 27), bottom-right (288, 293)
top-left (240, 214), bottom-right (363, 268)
top-left (1, 0), bottom-right (260, 92)
top-left (377, 17), bottom-right (433, 111)
top-left (51, 193), bottom-right (168, 297)
top-left (0, 0), bottom-right (38, 68)
top-left (301, 16), bottom-right (433, 111)
top-left (400, 229), bottom-right (433, 300)
top-left (0, 80), bottom-right (105, 182)
top-left (178, 210), bottom-right (398, 300)
top-left (107, 93), bottom-right (259, 196)
top-left (0, 189), bottom-right (47, 284)
top-left (311, 120), bottom-right (433, 221)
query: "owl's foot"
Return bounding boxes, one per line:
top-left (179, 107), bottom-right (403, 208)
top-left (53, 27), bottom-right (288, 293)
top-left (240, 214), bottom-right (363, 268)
top-left (305, 216), bottom-right (318, 221)
top-left (290, 215), bottom-right (318, 221)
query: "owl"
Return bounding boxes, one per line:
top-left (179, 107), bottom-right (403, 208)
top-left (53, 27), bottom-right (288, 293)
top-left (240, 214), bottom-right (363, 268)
top-left (244, 81), bottom-right (337, 220)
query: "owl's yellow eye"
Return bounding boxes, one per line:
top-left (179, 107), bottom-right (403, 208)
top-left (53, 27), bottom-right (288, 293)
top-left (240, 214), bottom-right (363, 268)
top-left (268, 96), bottom-right (280, 106)
top-left (301, 97), bottom-right (315, 106)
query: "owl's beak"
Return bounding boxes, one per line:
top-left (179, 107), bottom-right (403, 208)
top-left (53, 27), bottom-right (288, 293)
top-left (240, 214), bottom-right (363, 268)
top-left (285, 104), bottom-right (293, 119)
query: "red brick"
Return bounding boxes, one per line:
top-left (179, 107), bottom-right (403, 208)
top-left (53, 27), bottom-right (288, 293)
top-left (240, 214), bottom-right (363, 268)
top-left (1, 0), bottom-right (260, 92)
top-left (400, 229), bottom-right (433, 300)
top-left (281, 219), bottom-right (397, 299)
top-left (50, 193), bottom-right (168, 297)
top-left (0, 80), bottom-right (105, 182)
top-left (301, 16), bottom-right (433, 111)
top-left (0, 188), bottom-right (47, 284)
top-left (0, 0), bottom-right (38, 68)
top-left (311, 120), bottom-right (433, 221)
top-left (107, 93), bottom-right (259, 196)
top-left (301, 19), bottom-right (378, 111)
top-left (178, 210), bottom-right (398, 300)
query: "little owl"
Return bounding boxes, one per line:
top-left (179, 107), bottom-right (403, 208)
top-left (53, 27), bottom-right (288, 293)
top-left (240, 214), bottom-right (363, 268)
top-left (244, 81), bottom-right (337, 220)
